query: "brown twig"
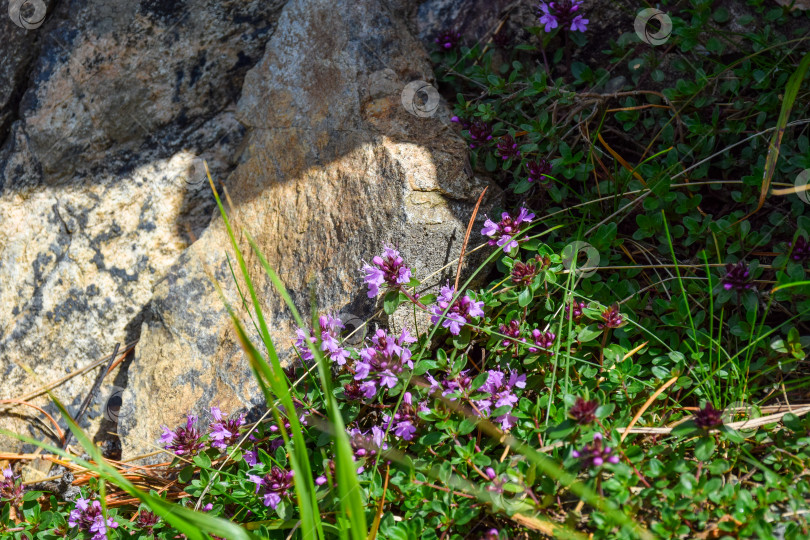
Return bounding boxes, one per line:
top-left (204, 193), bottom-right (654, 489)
top-left (455, 187), bottom-right (488, 292)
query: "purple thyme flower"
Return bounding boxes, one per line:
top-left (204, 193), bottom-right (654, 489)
top-left (468, 121), bottom-right (494, 149)
top-left (528, 329), bottom-right (555, 354)
top-left (572, 432), bottom-right (619, 467)
top-left (484, 467), bottom-right (506, 495)
top-left (435, 29), bottom-right (462, 50)
top-left (499, 320), bottom-right (522, 347)
top-left (353, 328), bottom-right (417, 398)
top-left (135, 510), bottom-right (159, 535)
top-left (295, 313), bottom-right (350, 365)
top-left (430, 283), bottom-right (485, 335)
top-left (480, 529), bottom-right (501, 540)
top-left (244, 450), bottom-right (259, 467)
top-left (722, 261), bottom-right (754, 291)
top-left (350, 426), bottom-right (388, 472)
top-left (383, 394), bottom-right (419, 441)
top-left (496, 135), bottom-right (521, 160)
top-left (537, 1), bottom-right (589, 33)
top-left (68, 497), bottom-right (119, 540)
top-left (249, 466), bottom-right (294, 509)
top-left (694, 403), bottom-right (723, 430)
top-left (787, 237), bottom-right (810, 263)
top-left (475, 369), bottom-right (526, 429)
top-left (425, 369), bottom-right (475, 400)
top-left (208, 406), bottom-right (246, 450)
top-left (568, 397), bottom-right (599, 424)
top-left (315, 460), bottom-right (336, 487)
top-left (597, 304), bottom-right (624, 329)
top-left (363, 245), bottom-right (412, 298)
top-left (451, 115), bottom-right (471, 129)
top-left (526, 159), bottom-right (552, 184)
top-left (0, 467), bottom-right (25, 510)
top-left (566, 301), bottom-right (585, 322)
top-left (481, 207), bottom-right (536, 253)
top-left (511, 259), bottom-right (539, 286)
top-left (570, 14), bottom-right (588, 32)
top-left (160, 414), bottom-right (205, 457)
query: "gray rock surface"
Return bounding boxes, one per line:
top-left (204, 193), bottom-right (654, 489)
top-left (0, 0), bottom-right (498, 460)
top-left (119, 0), bottom-right (498, 460)
top-left (0, 0), bottom-right (287, 455)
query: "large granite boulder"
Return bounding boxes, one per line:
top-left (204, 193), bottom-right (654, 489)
top-left (119, 0), bottom-right (498, 459)
top-left (0, 0), bottom-right (287, 455)
top-left (0, 0), bottom-right (498, 459)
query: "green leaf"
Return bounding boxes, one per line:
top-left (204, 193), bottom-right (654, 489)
top-left (595, 403), bottom-right (615, 419)
top-left (193, 452), bottom-right (211, 469)
top-left (518, 287), bottom-right (533, 307)
top-left (178, 464), bottom-right (195, 484)
top-left (577, 325), bottom-right (603, 343)
top-left (671, 420), bottom-right (699, 439)
top-left (22, 491), bottom-right (43, 502)
top-left (458, 418), bottom-right (478, 436)
top-left (471, 372), bottom-right (489, 392)
top-left (719, 425), bottom-right (745, 444)
top-left (694, 438), bottom-right (716, 461)
top-left (546, 419), bottom-right (576, 440)
top-left (384, 290), bottom-right (403, 315)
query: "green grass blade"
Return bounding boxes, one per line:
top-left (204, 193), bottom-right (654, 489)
top-left (206, 171), bottom-right (324, 540)
top-left (244, 231), bottom-right (367, 538)
top-left (3, 396), bottom-right (255, 540)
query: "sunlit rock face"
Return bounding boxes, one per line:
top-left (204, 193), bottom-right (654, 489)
top-left (0, 0), bottom-right (287, 455)
top-left (0, 0), bottom-right (498, 460)
top-left (119, 0), bottom-right (498, 460)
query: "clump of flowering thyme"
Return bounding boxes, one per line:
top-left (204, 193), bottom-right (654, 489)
top-left (566, 300), bottom-right (586, 322)
top-left (249, 467), bottom-right (294, 509)
top-left (467, 120), bottom-right (494, 149)
top-left (68, 497), bottom-right (119, 540)
top-left (572, 432), bottom-right (619, 467)
top-left (499, 319), bottom-right (522, 348)
top-left (295, 313), bottom-right (350, 365)
top-left (474, 369), bottom-right (526, 429)
top-left (434, 29), bottom-right (462, 50)
top-left (569, 397), bottom-right (599, 424)
top-left (160, 414), bottom-right (205, 457)
top-left (787, 236), bottom-right (810, 262)
top-left (0, 467), bottom-right (25, 511)
top-left (482, 207), bottom-right (535, 253)
top-left (496, 134), bottom-right (521, 160)
top-left (135, 510), bottom-right (159, 536)
top-left (349, 426), bottom-right (388, 473)
top-left (209, 406), bottom-right (246, 450)
top-left (526, 159), bottom-right (553, 184)
top-left (528, 329), bottom-right (556, 354)
top-left (722, 261), bottom-right (754, 292)
top-left (694, 403), bottom-right (723, 430)
top-left (354, 328), bottom-right (417, 398)
top-left (363, 245), bottom-right (412, 298)
top-left (598, 304), bottom-right (624, 329)
top-left (430, 283), bottom-right (485, 335)
top-left (537, 1), bottom-right (589, 33)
